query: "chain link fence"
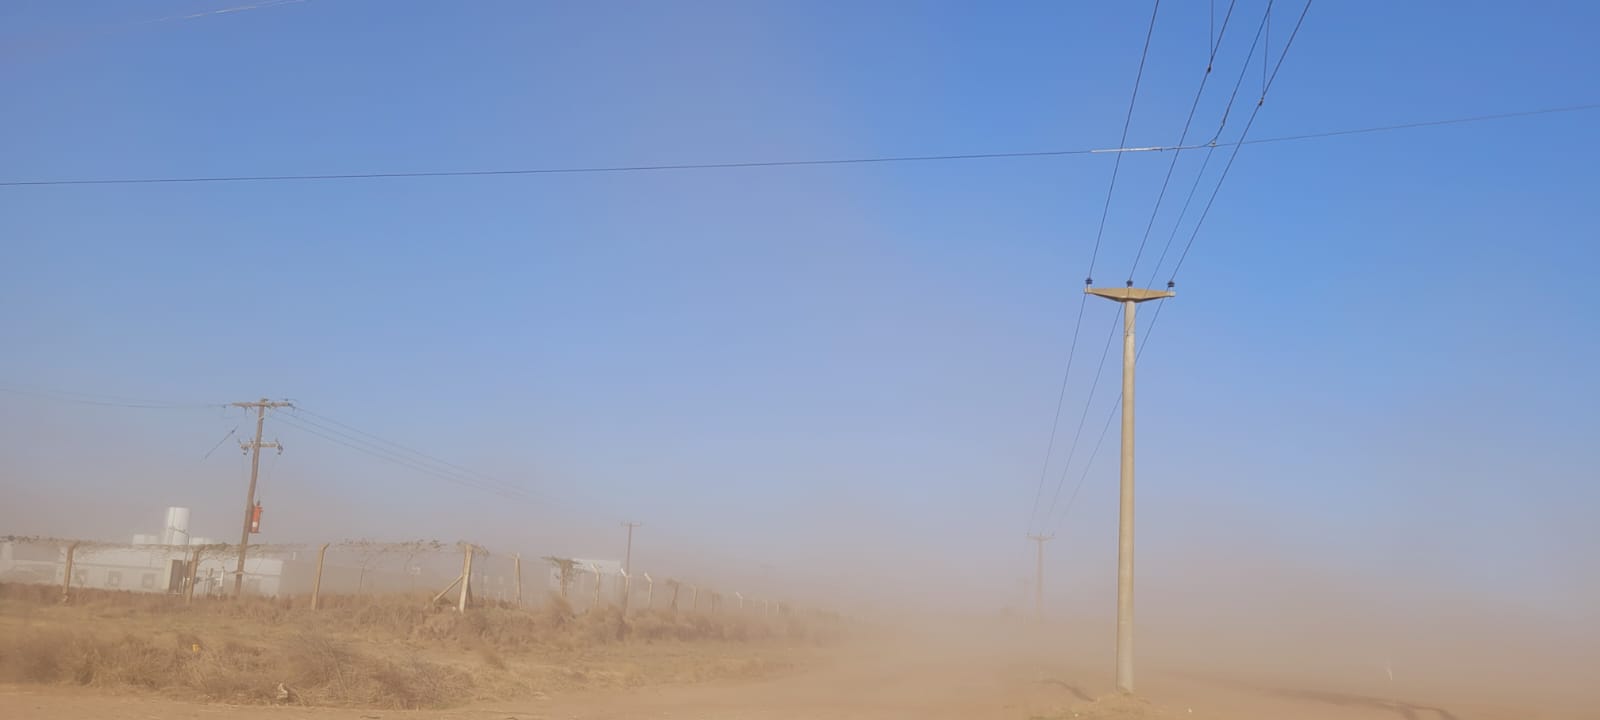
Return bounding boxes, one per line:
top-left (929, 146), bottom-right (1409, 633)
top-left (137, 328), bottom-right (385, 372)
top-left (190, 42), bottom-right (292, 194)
top-left (0, 535), bottom-right (807, 618)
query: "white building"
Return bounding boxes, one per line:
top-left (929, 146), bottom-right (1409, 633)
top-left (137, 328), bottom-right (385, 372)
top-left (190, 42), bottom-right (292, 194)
top-left (0, 506), bottom-right (293, 597)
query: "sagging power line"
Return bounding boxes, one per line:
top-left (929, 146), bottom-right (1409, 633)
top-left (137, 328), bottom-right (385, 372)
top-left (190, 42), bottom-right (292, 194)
top-left (274, 409), bottom-right (548, 507)
top-left (0, 104), bottom-right (1594, 189)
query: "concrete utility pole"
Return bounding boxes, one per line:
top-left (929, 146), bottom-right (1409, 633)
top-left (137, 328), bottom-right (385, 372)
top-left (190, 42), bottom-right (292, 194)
top-left (230, 398), bottom-right (291, 599)
top-left (1085, 284), bottom-right (1173, 695)
top-left (620, 521), bottom-right (642, 574)
top-left (1026, 533), bottom-right (1051, 622)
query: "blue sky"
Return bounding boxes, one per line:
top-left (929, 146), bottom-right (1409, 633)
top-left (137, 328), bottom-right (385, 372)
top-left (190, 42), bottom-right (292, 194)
top-left (2, 0), bottom-right (1597, 653)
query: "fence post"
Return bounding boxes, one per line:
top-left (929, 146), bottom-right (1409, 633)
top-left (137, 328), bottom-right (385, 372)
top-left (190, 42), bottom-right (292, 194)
top-left (310, 543), bottom-right (329, 610)
top-left (590, 563), bottom-right (602, 611)
top-left (513, 554), bottom-right (523, 608)
top-left (735, 591), bottom-right (745, 611)
top-left (618, 568), bottom-right (631, 615)
top-left (458, 544), bottom-right (475, 613)
top-left (643, 573), bottom-right (654, 609)
top-left (669, 580), bottom-right (680, 615)
top-left (60, 542), bottom-right (80, 602)
top-left (184, 546), bottom-right (202, 605)
top-left (690, 584), bottom-right (699, 612)
top-left (763, 598), bottom-right (771, 616)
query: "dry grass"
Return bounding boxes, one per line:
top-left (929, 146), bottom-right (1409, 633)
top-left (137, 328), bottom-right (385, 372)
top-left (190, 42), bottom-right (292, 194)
top-left (0, 624), bottom-right (476, 708)
top-left (0, 583), bottom-right (831, 709)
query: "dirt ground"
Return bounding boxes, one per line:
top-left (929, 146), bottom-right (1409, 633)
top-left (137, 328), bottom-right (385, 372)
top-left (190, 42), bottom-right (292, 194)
top-left (1, 629), bottom-right (1578, 720)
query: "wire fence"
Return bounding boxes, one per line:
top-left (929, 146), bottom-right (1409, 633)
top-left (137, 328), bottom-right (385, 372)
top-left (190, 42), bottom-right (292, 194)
top-left (0, 535), bottom-right (811, 618)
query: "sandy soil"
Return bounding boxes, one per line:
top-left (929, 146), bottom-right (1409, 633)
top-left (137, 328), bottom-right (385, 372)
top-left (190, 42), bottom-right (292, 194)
top-left (0, 635), bottom-right (1568, 720)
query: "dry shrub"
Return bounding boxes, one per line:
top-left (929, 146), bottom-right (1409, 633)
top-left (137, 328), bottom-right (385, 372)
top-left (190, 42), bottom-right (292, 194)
top-left (184, 641), bottom-right (275, 702)
top-left (282, 633), bottom-right (474, 709)
top-left (576, 605), bottom-right (623, 643)
top-left (0, 622), bottom-right (474, 709)
top-left (365, 657), bottom-right (474, 709)
top-left (0, 581), bottom-right (827, 709)
top-left (0, 627), bottom-right (262, 698)
top-left (0, 628), bottom-right (72, 682)
top-left (475, 643), bottom-right (507, 670)
top-left (540, 594), bottom-right (575, 627)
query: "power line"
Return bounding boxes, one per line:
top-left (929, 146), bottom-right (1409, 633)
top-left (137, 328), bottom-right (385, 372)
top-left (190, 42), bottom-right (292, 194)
top-left (1042, 3), bottom-right (1282, 538)
top-left (1046, 1), bottom-right (1315, 536)
top-left (273, 413), bottom-right (529, 502)
top-left (0, 148), bottom-right (1104, 188)
top-left (1040, 306), bottom-right (1123, 526)
top-left (1142, 0), bottom-right (1273, 287)
top-left (1036, 1), bottom-right (1221, 537)
top-left (1, 102), bottom-right (1593, 189)
top-left (1047, 301), bottom-right (1168, 536)
top-left (1168, 0), bottom-right (1314, 282)
top-left (1087, 0), bottom-right (1164, 281)
top-left (1127, 0), bottom-right (1239, 283)
top-left (202, 426), bottom-right (239, 460)
top-left (1026, 295), bottom-right (1089, 534)
top-left (0, 385), bottom-right (221, 410)
top-left (1205, 0), bottom-right (1273, 148)
top-left (1239, 103), bottom-right (1600, 146)
top-left (275, 414), bottom-right (533, 504)
top-left (0, 382), bottom-right (561, 512)
top-left (291, 407), bottom-right (535, 499)
top-left (1027, 0), bottom-right (1162, 536)
top-left (1129, 100), bottom-right (1600, 279)
top-left (274, 410), bottom-right (550, 507)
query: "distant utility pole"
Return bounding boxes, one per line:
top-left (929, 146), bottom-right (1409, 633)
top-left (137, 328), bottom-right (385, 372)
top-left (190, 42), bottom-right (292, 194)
top-left (1085, 283), bottom-right (1174, 695)
top-left (230, 398), bottom-right (292, 599)
top-left (621, 521), bottom-right (642, 574)
top-left (1027, 534), bottom-right (1051, 622)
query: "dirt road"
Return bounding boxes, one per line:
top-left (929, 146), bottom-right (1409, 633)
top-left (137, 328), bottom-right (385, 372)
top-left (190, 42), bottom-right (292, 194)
top-left (0, 638), bottom-right (1553, 720)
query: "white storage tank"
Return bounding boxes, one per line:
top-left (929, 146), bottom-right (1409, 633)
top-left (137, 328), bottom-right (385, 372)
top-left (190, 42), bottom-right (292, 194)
top-left (162, 507), bottom-right (191, 546)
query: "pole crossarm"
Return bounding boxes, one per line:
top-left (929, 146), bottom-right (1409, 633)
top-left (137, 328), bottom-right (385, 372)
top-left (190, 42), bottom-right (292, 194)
top-left (1085, 287), bottom-right (1174, 303)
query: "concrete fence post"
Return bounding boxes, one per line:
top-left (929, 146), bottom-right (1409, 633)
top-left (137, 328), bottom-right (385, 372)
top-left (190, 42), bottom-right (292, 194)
top-left (185, 546), bottom-right (203, 606)
top-left (310, 543), bottom-right (329, 610)
top-left (644, 573), bottom-right (654, 609)
top-left (514, 554), bottom-right (523, 608)
top-left (590, 563), bottom-right (603, 611)
top-left (458, 544), bottom-right (475, 613)
top-left (60, 542), bottom-right (80, 602)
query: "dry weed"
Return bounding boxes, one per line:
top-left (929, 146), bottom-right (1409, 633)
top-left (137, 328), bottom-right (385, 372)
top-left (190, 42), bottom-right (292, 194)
top-left (0, 582), bottom-right (831, 709)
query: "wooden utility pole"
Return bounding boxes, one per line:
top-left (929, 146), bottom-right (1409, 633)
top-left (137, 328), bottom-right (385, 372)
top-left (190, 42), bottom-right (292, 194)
top-left (620, 521), bottom-right (642, 574)
top-left (1085, 284), bottom-right (1174, 695)
top-left (230, 398), bottom-right (291, 598)
top-left (1027, 533), bottom-right (1052, 622)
